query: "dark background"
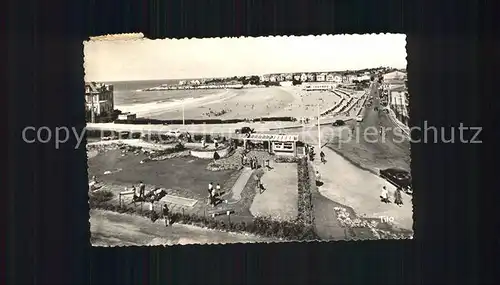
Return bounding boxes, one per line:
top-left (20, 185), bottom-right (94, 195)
top-left (6, 0), bottom-right (494, 284)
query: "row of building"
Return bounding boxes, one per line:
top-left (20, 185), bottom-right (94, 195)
top-left (380, 71), bottom-right (409, 126)
top-left (260, 72), bottom-right (372, 83)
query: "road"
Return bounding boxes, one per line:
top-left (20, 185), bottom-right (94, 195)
top-left (312, 147), bottom-right (413, 231)
top-left (90, 209), bottom-right (272, 246)
top-left (325, 81), bottom-right (411, 172)
top-left (86, 116), bottom-right (351, 137)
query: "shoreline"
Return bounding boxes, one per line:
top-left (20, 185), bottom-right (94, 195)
top-left (116, 90), bottom-right (235, 116)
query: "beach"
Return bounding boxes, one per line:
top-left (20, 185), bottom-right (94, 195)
top-left (113, 81), bottom-right (348, 120)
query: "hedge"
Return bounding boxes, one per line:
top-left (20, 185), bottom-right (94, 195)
top-left (273, 156), bottom-right (300, 163)
top-left (91, 198), bottom-right (318, 241)
top-left (296, 158), bottom-right (314, 225)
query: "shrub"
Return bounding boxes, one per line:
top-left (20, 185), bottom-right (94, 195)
top-left (296, 158), bottom-right (314, 225)
top-left (90, 191), bottom-right (320, 240)
top-left (89, 190), bottom-right (114, 204)
top-left (274, 156), bottom-right (299, 163)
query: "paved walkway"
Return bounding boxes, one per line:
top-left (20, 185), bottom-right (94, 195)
top-left (90, 209), bottom-right (271, 246)
top-left (313, 147), bottom-right (413, 231)
top-left (312, 192), bottom-right (348, 240)
top-left (249, 163), bottom-right (298, 221)
top-left (226, 167), bottom-right (254, 202)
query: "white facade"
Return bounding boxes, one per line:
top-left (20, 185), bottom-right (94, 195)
top-left (316, 73), bottom-right (326, 82)
top-left (300, 73), bottom-right (308, 82)
top-left (85, 82), bottom-right (114, 116)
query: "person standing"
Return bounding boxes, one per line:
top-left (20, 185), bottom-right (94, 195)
top-left (216, 183), bottom-right (221, 196)
top-left (210, 188), bottom-right (217, 207)
top-left (394, 187), bottom-right (403, 206)
top-left (214, 138), bottom-right (218, 148)
top-left (320, 151), bottom-right (326, 163)
top-left (139, 181), bottom-right (145, 198)
top-left (208, 182), bottom-right (213, 196)
top-left (149, 201), bottom-right (155, 221)
top-left (380, 186), bottom-right (390, 203)
top-left (162, 204), bottom-right (170, 226)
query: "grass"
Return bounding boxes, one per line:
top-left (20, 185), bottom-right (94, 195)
top-left (88, 150), bottom-right (236, 198)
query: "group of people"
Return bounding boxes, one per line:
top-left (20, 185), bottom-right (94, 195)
top-left (306, 145), bottom-right (326, 164)
top-left (208, 182), bottom-right (222, 207)
top-left (127, 181), bottom-right (172, 226)
top-left (201, 137), bottom-right (220, 149)
top-left (130, 181), bottom-right (146, 202)
top-left (380, 185), bottom-right (404, 206)
top-left (241, 153), bottom-right (262, 169)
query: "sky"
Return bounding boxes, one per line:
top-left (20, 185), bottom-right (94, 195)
top-left (84, 34), bottom-right (407, 82)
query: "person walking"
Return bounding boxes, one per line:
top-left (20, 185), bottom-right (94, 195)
top-left (162, 204), bottom-right (170, 226)
top-left (139, 181), bottom-right (145, 198)
top-left (214, 138), bottom-right (219, 149)
top-left (394, 187), bottom-right (403, 206)
top-left (380, 186), bottom-right (390, 203)
top-left (320, 151), bottom-right (326, 164)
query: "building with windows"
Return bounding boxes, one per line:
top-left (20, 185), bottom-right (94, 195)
top-left (300, 73), bottom-right (308, 82)
top-left (389, 85), bottom-right (409, 125)
top-left (325, 73), bottom-right (335, 82)
top-left (303, 83), bottom-right (336, 91)
top-left (85, 82), bottom-right (114, 118)
top-left (307, 73), bottom-right (316, 82)
top-left (316, 73), bottom-right (327, 82)
top-left (240, 133), bottom-right (300, 156)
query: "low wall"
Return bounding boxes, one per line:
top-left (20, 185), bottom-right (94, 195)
top-left (114, 116), bottom-right (296, 125)
top-left (190, 146), bottom-right (232, 159)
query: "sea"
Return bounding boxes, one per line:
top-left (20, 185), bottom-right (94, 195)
top-left (105, 79), bottom-right (213, 106)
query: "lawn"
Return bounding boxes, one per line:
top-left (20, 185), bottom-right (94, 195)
top-left (87, 149), bottom-right (236, 198)
top-left (249, 163), bottom-right (298, 221)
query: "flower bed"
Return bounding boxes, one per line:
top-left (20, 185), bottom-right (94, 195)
top-left (138, 143), bottom-right (188, 163)
top-left (296, 157), bottom-right (314, 225)
top-left (273, 156), bottom-right (300, 163)
top-left (333, 206), bottom-right (413, 240)
top-left (206, 148), bottom-right (244, 171)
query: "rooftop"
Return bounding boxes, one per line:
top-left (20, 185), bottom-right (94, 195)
top-left (239, 133), bottom-right (299, 142)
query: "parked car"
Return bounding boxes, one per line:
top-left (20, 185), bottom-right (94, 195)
top-left (166, 129), bottom-right (182, 138)
top-left (235, 126), bottom-right (255, 134)
top-left (332, 120), bottom-right (345, 126)
top-left (118, 131), bottom-right (130, 139)
top-left (379, 168), bottom-right (412, 193)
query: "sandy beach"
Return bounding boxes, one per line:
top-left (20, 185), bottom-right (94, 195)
top-left (116, 85), bottom-right (351, 120)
